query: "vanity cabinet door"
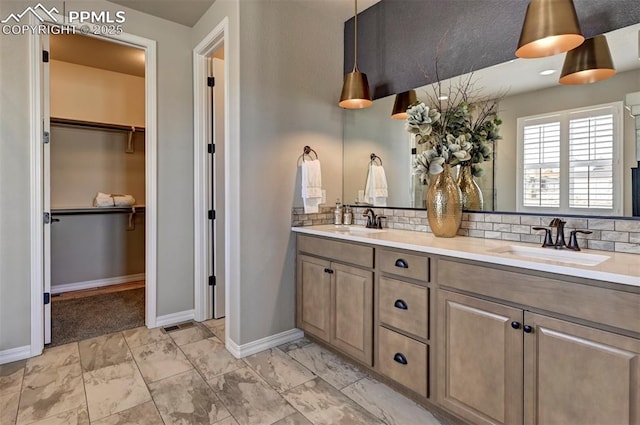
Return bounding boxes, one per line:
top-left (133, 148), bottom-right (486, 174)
top-left (524, 312), bottom-right (640, 425)
top-left (331, 262), bottom-right (373, 365)
top-left (297, 254), bottom-right (331, 342)
top-left (437, 290), bottom-right (524, 425)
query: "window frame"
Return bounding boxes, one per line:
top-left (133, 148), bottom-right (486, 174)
top-left (516, 101), bottom-right (623, 216)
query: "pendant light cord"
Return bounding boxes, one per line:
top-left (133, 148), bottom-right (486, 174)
top-left (353, 0), bottom-right (359, 72)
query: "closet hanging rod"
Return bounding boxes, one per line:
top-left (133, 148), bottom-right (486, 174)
top-left (50, 117), bottom-right (145, 133)
top-left (51, 206), bottom-right (145, 216)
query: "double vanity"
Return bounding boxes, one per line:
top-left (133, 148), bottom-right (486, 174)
top-left (292, 224), bottom-right (639, 425)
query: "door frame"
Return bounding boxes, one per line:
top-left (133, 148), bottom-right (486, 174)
top-left (29, 17), bottom-right (158, 356)
top-left (193, 18), bottom-right (234, 340)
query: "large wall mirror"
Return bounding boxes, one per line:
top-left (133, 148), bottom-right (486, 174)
top-left (343, 23), bottom-right (640, 217)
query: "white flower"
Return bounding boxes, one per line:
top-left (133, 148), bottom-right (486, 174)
top-left (406, 102), bottom-right (438, 136)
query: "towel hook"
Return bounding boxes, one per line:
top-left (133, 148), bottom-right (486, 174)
top-left (298, 145), bottom-right (319, 165)
top-left (370, 153), bottom-right (382, 165)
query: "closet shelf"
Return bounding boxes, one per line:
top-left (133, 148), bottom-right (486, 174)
top-left (51, 206), bottom-right (145, 216)
top-left (50, 117), bottom-right (145, 133)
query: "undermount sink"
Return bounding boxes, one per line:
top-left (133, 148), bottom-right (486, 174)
top-left (490, 245), bottom-right (609, 266)
top-left (335, 226), bottom-right (386, 234)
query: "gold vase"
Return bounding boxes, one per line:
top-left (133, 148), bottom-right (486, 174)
top-left (427, 164), bottom-right (462, 237)
top-left (457, 163), bottom-right (484, 211)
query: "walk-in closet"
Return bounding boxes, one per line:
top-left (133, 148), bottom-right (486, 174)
top-left (47, 33), bottom-right (146, 345)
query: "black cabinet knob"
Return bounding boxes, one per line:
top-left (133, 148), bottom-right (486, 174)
top-left (393, 353), bottom-right (408, 365)
top-left (511, 321), bottom-right (521, 330)
top-left (394, 299), bottom-right (408, 310)
top-left (394, 259), bottom-right (409, 269)
top-left (523, 325), bottom-right (533, 334)
top-left (324, 268), bottom-right (334, 274)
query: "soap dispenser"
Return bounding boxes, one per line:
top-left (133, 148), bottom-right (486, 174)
top-left (334, 199), bottom-right (343, 225)
top-left (343, 206), bottom-right (353, 225)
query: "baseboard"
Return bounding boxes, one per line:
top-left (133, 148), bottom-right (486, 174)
top-left (226, 328), bottom-right (304, 359)
top-left (51, 273), bottom-right (145, 294)
top-left (155, 310), bottom-right (195, 327)
top-left (0, 345), bottom-right (31, 365)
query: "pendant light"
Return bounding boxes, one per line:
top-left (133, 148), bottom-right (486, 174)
top-left (391, 90), bottom-right (417, 120)
top-left (559, 35), bottom-right (616, 85)
top-left (516, 0), bottom-right (584, 59)
top-left (339, 0), bottom-right (372, 109)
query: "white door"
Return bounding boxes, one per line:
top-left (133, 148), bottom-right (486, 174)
top-left (208, 57), bottom-right (225, 319)
top-left (41, 33), bottom-right (52, 344)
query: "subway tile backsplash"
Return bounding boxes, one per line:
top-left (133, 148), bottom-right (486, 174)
top-left (291, 206), bottom-right (640, 255)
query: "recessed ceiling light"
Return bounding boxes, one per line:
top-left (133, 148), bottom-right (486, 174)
top-left (438, 95), bottom-right (449, 100)
top-left (539, 69), bottom-right (556, 76)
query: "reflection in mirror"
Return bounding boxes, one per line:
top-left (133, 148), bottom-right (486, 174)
top-left (343, 23), bottom-right (640, 217)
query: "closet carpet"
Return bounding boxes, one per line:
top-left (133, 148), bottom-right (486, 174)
top-left (51, 288), bottom-right (145, 347)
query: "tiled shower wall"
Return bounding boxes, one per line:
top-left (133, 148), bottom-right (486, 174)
top-left (291, 206), bottom-right (640, 255)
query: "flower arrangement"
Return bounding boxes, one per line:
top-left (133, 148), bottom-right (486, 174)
top-left (408, 76), bottom-right (502, 180)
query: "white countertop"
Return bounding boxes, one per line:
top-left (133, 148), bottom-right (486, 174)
top-left (292, 225), bottom-right (640, 287)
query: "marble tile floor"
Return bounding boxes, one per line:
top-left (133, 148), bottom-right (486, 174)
top-left (1, 320), bottom-right (443, 425)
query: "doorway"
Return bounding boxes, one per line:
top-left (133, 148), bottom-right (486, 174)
top-left (194, 19), bottom-right (228, 336)
top-left (45, 33), bottom-right (147, 346)
top-left (29, 23), bottom-right (158, 355)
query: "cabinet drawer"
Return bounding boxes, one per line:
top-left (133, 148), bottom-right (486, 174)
top-left (379, 277), bottom-right (428, 338)
top-left (298, 235), bottom-right (373, 268)
top-left (378, 326), bottom-right (427, 397)
top-left (378, 249), bottom-right (429, 281)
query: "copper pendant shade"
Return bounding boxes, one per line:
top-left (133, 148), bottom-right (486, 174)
top-left (391, 90), bottom-right (417, 120)
top-left (339, 0), bottom-right (372, 109)
top-left (559, 35), bottom-right (616, 85)
top-left (516, 0), bottom-right (584, 58)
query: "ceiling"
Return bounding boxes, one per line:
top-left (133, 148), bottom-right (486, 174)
top-left (50, 34), bottom-right (145, 77)
top-left (107, 0), bottom-right (215, 27)
top-left (106, 0), bottom-right (382, 28)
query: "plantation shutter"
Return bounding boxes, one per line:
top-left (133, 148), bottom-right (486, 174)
top-left (568, 110), bottom-right (614, 210)
top-left (522, 121), bottom-right (561, 207)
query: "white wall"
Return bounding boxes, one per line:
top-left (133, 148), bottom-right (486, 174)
top-left (0, 0), bottom-right (194, 352)
top-left (496, 69), bottom-right (640, 215)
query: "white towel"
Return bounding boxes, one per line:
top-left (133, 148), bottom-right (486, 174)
top-left (94, 192), bottom-right (136, 207)
top-left (301, 159), bottom-right (322, 213)
top-left (365, 164), bottom-right (388, 207)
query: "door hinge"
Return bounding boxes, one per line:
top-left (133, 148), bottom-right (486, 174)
top-left (208, 143), bottom-right (215, 154)
top-left (411, 147), bottom-right (417, 155)
top-left (209, 276), bottom-right (216, 286)
top-left (43, 212), bottom-right (51, 224)
top-left (207, 77), bottom-right (215, 87)
top-left (208, 210), bottom-right (216, 220)
top-left (43, 131), bottom-right (50, 144)
top-left (44, 292), bottom-right (50, 305)
top-left (42, 50), bottom-right (49, 63)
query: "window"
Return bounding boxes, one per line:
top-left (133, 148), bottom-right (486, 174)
top-left (517, 102), bottom-right (622, 215)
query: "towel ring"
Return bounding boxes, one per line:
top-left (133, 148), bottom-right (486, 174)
top-left (298, 145), bottom-right (319, 164)
top-left (370, 153), bottom-right (383, 166)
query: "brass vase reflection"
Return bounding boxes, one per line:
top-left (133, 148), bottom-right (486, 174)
top-left (457, 163), bottom-right (484, 211)
top-left (427, 164), bottom-right (462, 237)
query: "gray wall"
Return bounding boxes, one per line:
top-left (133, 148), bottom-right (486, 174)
top-left (0, 0), bottom-right (194, 351)
top-left (51, 214), bottom-right (145, 286)
top-left (194, 0), bottom-right (345, 345)
top-left (0, 3), bottom-right (32, 350)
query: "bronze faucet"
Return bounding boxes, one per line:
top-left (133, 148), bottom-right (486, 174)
top-left (533, 218), bottom-right (592, 250)
top-left (362, 208), bottom-right (386, 229)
